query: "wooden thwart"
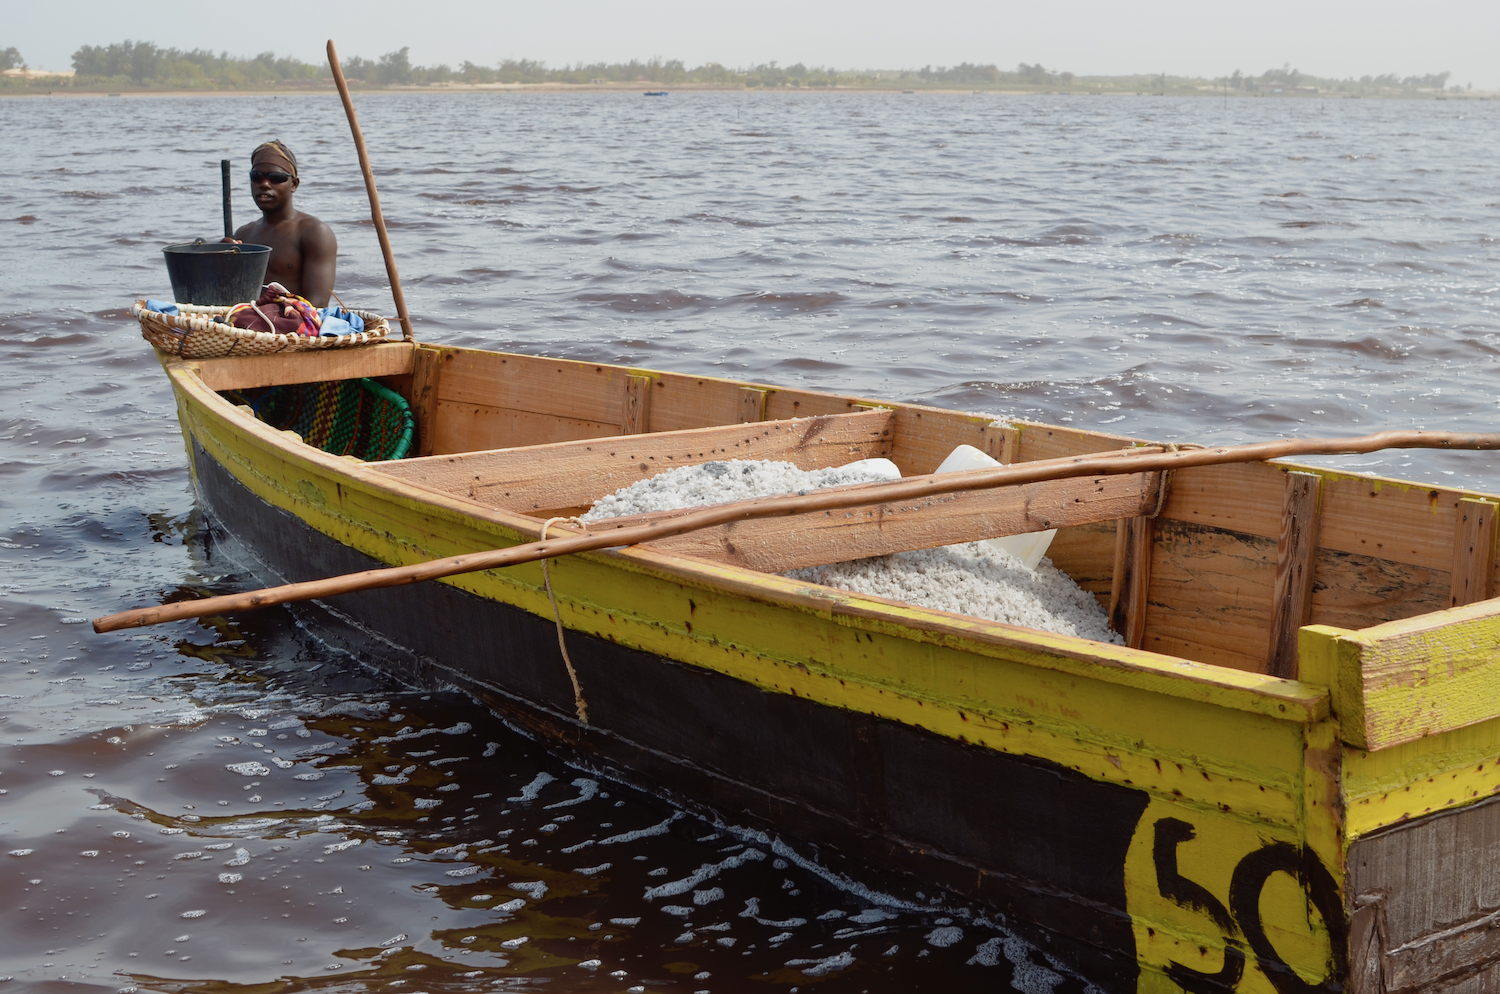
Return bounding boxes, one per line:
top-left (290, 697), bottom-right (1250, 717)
top-left (409, 346), bottom-right (443, 458)
top-left (1450, 497), bottom-right (1498, 608)
top-left (373, 409), bottom-right (896, 512)
top-left (1110, 517), bottom-right (1154, 650)
top-left (637, 470), bottom-right (1165, 572)
top-left (622, 375), bottom-right (652, 435)
top-left (1267, 471), bottom-right (1324, 679)
top-left (739, 388), bottom-right (768, 424)
top-left (194, 341), bottom-right (415, 392)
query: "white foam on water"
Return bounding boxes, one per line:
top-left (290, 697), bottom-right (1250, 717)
top-left (482, 741), bottom-right (500, 757)
top-left (180, 910), bottom-right (206, 918)
top-left (598, 812), bottom-right (681, 846)
top-left (218, 873), bottom-right (241, 884)
top-left (925, 925), bottom-right (963, 947)
top-left (445, 865), bottom-right (480, 877)
top-left (495, 898), bottom-right (525, 913)
top-left (644, 848), bottom-right (766, 900)
top-left (739, 898), bottom-right (808, 929)
top-left (967, 937), bottom-right (1002, 967)
top-left (661, 905), bottom-right (693, 917)
top-left (788, 950), bottom-right (856, 977)
top-left (610, 917), bottom-right (642, 926)
top-left (413, 799), bottom-right (442, 810)
top-left (224, 762), bottom-right (269, 777)
top-left (507, 771), bottom-right (555, 802)
top-left (293, 771), bottom-right (326, 781)
top-left (508, 881), bottom-right (547, 900)
top-left (500, 937), bottom-right (528, 949)
top-left (835, 925), bottom-right (891, 939)
top-left (999, 933), bottom-right (1070, 994)
top-left (371, 721), bottom-right (472, 744)
top-left (543, 777), bottom-right (599, 809)
top-left (371, 774), bottom-right (408, 785)
top-left (378, 933), bottom-right (408, 947)
top-left (323, 839), bottom-right (361, 854)
top-left (693, 887), bottom-right (725, 905)
top-left (575, 862), bottom-right (613, 876)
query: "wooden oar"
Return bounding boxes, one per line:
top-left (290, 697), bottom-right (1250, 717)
top-left (92, 429), bottom-right (1500, 634)
top-left (327, 39), bottom-right (414, 342)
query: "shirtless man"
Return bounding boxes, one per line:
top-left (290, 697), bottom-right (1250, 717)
top-left (227, 140), bottom-right (337, 307)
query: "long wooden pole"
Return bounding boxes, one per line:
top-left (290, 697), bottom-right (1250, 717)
top-left (327, 39), bottom-right (414, 341)
top-left (93, 429), bottom-right (1500, 633)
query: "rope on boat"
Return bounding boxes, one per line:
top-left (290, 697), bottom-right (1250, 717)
top-left (1148, 442), bottom-right (1198, 517)
top-left (540, 516), bottom-right (589, 725)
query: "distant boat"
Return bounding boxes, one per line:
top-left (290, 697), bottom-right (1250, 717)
top-left (644, 91), bottom-right (668, 97)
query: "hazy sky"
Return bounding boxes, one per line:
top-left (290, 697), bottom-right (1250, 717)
top-left (11, 0), bottom-right (1498, 89)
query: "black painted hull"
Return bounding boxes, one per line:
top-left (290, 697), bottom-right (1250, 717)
top-left (189, 436), bottom-right (1151, 991)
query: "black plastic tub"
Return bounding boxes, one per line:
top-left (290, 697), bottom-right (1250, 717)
top-left (162, 241), bottom-right (271, 306)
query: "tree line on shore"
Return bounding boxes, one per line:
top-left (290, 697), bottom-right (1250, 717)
top-left (0, 40), bottom-right (1468, 97)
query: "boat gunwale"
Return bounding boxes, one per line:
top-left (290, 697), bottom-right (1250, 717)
top-left (164, 349), bottom-right (1342, 725)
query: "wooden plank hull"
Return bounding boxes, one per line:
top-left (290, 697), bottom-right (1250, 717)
top-left (159, 345), bottom-right (1500, 994)
top-left (187, 434), bottom-right (1151, 988)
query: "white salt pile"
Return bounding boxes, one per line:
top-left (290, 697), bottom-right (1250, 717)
top-left (581, 459), bottom-right (899, 523)
top-left (786, 544), bottom-right (1122, 645)
top-left (582, 458), bottom-right (1120, 644)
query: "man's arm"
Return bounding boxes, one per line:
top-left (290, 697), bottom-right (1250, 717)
top-left (299, 220), bottom-right (338, 308)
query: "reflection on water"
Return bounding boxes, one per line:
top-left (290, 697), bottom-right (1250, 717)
top-left (2, 89), bottom-right (1499, 991)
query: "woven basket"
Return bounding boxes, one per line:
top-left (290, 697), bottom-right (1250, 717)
top-left (133, 299), bottom-right (393, 359)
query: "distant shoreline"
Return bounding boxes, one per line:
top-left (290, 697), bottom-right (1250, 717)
top-left (5, 82), bottom-right (1497, 100)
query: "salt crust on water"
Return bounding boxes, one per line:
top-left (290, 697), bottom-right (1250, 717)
top-left (584, 458), bottom-right (1120, 644)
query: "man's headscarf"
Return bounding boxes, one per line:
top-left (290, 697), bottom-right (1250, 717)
top-left (251, 139), bottom-right (298, 178)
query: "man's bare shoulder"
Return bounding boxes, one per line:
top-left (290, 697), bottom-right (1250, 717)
top-left (295, 213), bottom-right (336, 248)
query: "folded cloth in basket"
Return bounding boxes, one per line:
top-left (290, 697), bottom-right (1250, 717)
top-left (144, 299), bottom-right (179, 316)
top-left (228, 282), bottom-right (321, 336)
top-left (316, 304), bottom-right (365, 337)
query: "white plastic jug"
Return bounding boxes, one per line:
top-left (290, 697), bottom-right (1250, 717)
top-left (934, 444), bottom-right (1056, 569)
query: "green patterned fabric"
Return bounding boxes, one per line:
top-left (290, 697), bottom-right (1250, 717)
top-left (223, 378), bottom-right (414, 461)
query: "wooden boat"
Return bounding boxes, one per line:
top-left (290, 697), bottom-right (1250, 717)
top-left (151, 335), bottom-right (1500, 994)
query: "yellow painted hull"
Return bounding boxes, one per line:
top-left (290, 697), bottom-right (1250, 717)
top-left (158, 343), bottom-right (1500, 994)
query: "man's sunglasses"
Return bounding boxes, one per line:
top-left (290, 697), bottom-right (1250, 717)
top-left (249, 169), bottom-right (293, 184)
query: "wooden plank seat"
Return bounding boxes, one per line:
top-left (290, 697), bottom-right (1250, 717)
top-left (598, 468), bottom-right (1165, 574)
top-left (370, 409), bottom-right (897, 513)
